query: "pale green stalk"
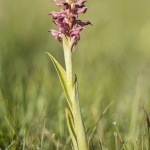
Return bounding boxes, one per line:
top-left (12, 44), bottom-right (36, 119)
top-left (62, 35), bottom-right (88, 150)
top-left (63, 35), bottom-right (73, 92)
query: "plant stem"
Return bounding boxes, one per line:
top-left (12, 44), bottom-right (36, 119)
top-left (62, 35), bottom-right (88, 150)
top-left (63, 36), bottom-right (73, 92)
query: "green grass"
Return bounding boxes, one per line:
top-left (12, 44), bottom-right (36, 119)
top-left (1, 0), bottom-right (150, 149)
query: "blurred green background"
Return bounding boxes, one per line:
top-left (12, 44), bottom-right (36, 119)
top-left (1, 0), bottom-right (150, 149)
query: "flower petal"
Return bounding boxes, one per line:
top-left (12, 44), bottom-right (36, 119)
top-left (76, 0), bottom-right (87, 6)
top-left (53, 18), bottom-right (64, 26)
top-left (49, 30), bottom-right (62, 43)
top-left (70, 27), bottom-right (83, 37)
top-left (76, 20), bottom-right (92, 26)
top-left (50, 11), bottom-right (67, 19)
top-left (77, 7), bottom-right (87, 14)
top-left (53, 0), bottom-right (66, 6)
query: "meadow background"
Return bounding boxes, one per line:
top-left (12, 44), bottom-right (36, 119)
top-left (1, 0), bottom-right (150, 149)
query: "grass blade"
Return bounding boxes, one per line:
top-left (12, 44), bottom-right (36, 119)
top-left (88, 101), bottom-right (114, 146)
top-left (5, 116), bottom-right (30, 150)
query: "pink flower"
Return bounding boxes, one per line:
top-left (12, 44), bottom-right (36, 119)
top-left (53, 0), bottom-right (63, 6)
top-left (49, 30), bottom-right (62, 43)
top-left (49, 0), bottom-right (91, 51)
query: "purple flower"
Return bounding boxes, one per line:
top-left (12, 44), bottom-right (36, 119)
top-left (75, 0), bottom-right (87, 6)
top-left (49, 0), bottom-right (91, 52)
top-left (49, 30), bottom-right (62, 43)
top-left (53, 0), bottom-right (63, 6)
top-left (70, 27), bottom-right (83, 36)
top-left (76, 20), bottom-right (92, 26)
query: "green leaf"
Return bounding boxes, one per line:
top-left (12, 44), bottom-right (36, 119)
top-left (46, 52), bottom-right (72, 111)
top-left (72, 75), bottom-right (88, 150)
top-left (65, 108), bottom-right (78, 150)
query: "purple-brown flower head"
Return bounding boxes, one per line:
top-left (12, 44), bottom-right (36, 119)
top-left (49, 0), bottom-right (91, 52)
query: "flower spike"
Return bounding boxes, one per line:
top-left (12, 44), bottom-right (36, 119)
top-left (50, 0), bottom-right (91, 52)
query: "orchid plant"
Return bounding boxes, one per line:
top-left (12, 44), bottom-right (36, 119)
top-left (47, 0), bottom-right (91, 149)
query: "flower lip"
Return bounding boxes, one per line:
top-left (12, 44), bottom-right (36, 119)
top-left (50, 11), bottom-right (67, 19)
top-left (76, 7), bottom-right (87, 14)
top-left (49, 29), bottom-right (62, 43)
top-left (76, 0), bottom-right (87, 6)
top-left (76, 20), bottom-right (92, 26)
top-left (53, 0), bottom-right (68, 7)
top-left (70, 27), bottom-right (83, 37)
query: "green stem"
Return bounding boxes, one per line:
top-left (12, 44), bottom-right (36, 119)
top-left (62, 35), bottom-right (73, 91)
top-left (62, 35), bottom-right (88, 150)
